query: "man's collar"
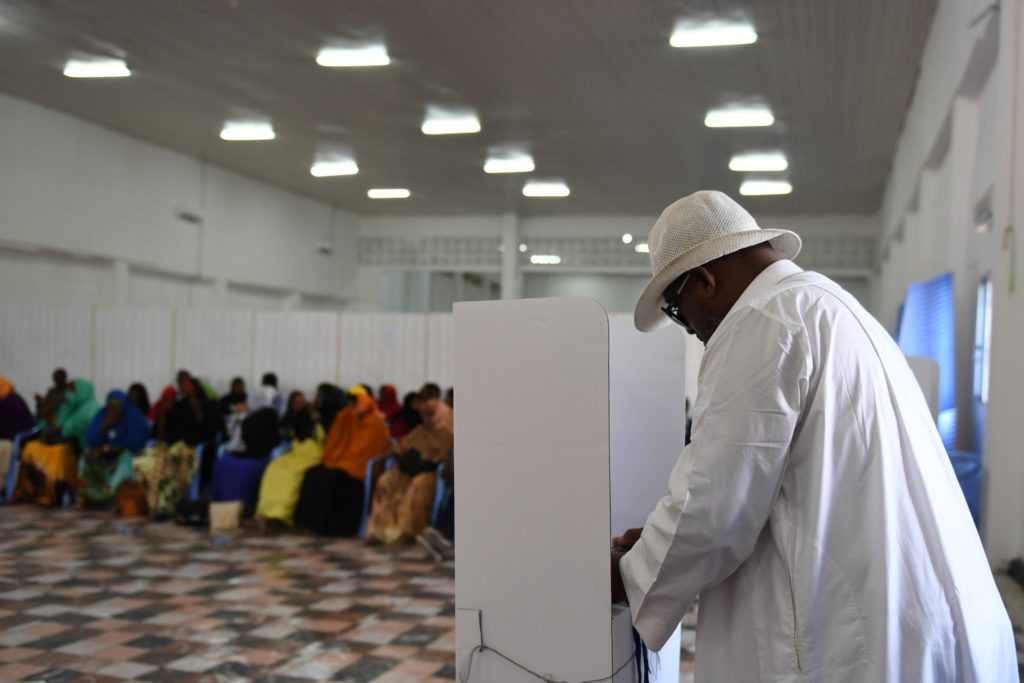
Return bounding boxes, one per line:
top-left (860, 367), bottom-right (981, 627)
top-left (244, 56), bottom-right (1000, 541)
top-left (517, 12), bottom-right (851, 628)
top-left (729, 259), bottom-right (804, 315)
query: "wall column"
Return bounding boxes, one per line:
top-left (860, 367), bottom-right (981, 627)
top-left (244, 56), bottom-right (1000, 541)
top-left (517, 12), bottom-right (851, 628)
top-left (500, 212), bottom-right (521, 300)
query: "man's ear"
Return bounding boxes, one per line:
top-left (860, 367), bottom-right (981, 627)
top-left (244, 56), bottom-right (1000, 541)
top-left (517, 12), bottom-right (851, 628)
top-left (689, 266), bottom-right (716, 298)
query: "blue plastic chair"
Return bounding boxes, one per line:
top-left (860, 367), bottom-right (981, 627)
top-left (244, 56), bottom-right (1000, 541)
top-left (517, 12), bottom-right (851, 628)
top-left (210, 447), bottom-right (274, 517)
top-left (359, 452), bottom-right (394, 539)
top-left (5, 427), bottom-right (41, 502)
top-left (188, 441), bottom-right (211, 501)
top-left (270, 440), bottom-right (291, 461)
top-left (431, 462), bottom-right (447, 527)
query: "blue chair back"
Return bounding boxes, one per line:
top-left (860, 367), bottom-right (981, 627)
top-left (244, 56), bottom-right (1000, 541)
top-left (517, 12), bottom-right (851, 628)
top-left (5, 427), bottom-right (41, 502)
top-left (359, 452), bottom-right (393, 539)
top-left (270, 441), bottom-right (291, 461)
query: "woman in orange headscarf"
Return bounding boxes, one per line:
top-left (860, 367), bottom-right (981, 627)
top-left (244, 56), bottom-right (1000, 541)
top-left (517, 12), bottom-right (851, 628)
top-left (294, 390), bottom-right (391, 536)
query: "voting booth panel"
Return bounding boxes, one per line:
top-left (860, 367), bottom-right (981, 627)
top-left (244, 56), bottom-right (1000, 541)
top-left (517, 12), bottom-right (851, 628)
top-left (455, 298), bottom-right (681, 683)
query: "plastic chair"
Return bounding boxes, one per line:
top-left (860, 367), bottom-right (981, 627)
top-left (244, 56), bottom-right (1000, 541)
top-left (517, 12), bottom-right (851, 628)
top-left (431, 462), bottom-right (447, 528)
top-left (359, 452), bottom-right (394, 539)
top-left (188, 442), bottom-right (210, 501)
top-left (210, 449), bottom-right (273, 517)
top-left (270, 440), bottom-right (291, 461)
top-left (5, 427), bottom-right (41, 502)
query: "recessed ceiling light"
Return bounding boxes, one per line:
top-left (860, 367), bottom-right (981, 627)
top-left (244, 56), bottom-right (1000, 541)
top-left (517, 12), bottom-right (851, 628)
top-left (421, 106), bottom-right (481, 135)
top-left (367, 188), bottom-right (410, 199)
top-left (704, 106), bottom-right (774, 128)
top-left (220, 120), bottom-right (275, 141)
top-left (635, 242), bottom-right (650, 254)
top-left (670, 20), bottom-right (757, 48)
top-left (530, 254), bottom-right (561, 265)
top-left (63, 57), bottom-right (131, 78)
top-left (316, 43), bottom-right (390, 67)
top-left (518, 243), bottom-right (528, 253)
top-left (729, 151), bottom-right (788, 172)
top-left (523, 179), bottom-right (570, 198)
top-left (484, 149), bottom-right (535, 174)
top-left (740, 180), bottom-right (792, 196)
top-left (622, 233), bottom-right (634, 244)
top-left (310, 157), bottom-right (359, 177)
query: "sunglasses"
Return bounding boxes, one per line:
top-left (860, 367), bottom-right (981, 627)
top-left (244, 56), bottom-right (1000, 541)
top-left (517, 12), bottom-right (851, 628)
top-left (660, 272), bottom-right (692, 328)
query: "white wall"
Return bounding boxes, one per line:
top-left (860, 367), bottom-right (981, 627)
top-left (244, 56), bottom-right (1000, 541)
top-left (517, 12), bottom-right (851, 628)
top-left (874, 0), bottom-right (1024, 561)
top-left (523, 273), bottom-right (649, 313)
top-left (0, 92), bottom-right (358, 311)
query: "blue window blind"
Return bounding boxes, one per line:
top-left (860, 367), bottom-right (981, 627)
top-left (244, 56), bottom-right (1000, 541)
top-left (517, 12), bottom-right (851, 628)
top-left (897, 272), bottom-right (956, 449)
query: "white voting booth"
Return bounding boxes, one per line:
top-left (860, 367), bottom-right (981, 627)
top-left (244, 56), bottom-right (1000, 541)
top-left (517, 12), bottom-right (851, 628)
top-left (455, 298), bottom-right (684, 682)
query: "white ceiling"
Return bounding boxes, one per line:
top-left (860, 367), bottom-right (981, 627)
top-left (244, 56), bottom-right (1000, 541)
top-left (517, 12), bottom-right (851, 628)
top-left (0, 0), bottom-right (935, 216)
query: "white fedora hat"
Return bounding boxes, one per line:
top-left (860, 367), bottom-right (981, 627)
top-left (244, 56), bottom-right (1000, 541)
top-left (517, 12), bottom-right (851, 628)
top-left (634, 190), bottom-right (801, 332)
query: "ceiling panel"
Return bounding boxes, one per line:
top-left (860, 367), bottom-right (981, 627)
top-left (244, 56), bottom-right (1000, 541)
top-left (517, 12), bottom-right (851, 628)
top-left (0, 0), bottom-right (936, 215)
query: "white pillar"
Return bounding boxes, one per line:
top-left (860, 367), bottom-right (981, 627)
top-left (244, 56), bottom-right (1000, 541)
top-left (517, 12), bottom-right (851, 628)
top-left (500, 212), bottom-right (521, 300)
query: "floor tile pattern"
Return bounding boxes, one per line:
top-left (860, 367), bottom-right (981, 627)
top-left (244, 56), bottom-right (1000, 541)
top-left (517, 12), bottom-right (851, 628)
top-left (0, 507), bottom-right (455, 682)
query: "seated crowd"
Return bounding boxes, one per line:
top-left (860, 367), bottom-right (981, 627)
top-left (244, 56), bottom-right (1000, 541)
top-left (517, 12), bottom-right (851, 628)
top-left (0, 368), bottom-right (455, 552)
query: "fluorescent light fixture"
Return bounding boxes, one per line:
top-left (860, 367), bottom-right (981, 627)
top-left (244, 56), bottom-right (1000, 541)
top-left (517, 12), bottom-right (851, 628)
top-left (310, 157), bottom-right (359, 177)
top-left (670, 20), bottom-right (757, 48)
top-left (63, 58), bottom-right (131, 78)
top-left (518, 243), bottom-right (528, 253)
top-left (421, 106), bottom-right (481, 135)
top-left (704, 106), bottom-right (774, 128)
top-left (635, 242), bottom-right (650, 254)
top-left (729, 151), bottom-right (788, 172)
top-left (483, 151), bottom-right (535, 174)
top-left (523, 179), bottom-right (570, 198)
top-left (622, 233), bottom-right (634, 244)
top-left (367, 188), bottom-right (410, 199)
top-left (220, 120), bottom-right (275, 141)
top-left (316, 43), bottom-right (390, 67)
top-left (740, 180), bottom-right (793, 196)
top-left (530, 254), bottom-right (561, 265)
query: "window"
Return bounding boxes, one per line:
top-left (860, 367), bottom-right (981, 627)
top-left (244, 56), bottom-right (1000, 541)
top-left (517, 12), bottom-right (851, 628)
top-left (973, 277), bottom-right (993, 404)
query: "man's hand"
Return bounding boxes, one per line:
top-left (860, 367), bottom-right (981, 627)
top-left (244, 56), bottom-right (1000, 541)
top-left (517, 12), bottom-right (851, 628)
top-left (612, 527), bottom-right (643, 552)
top-left (611, 549), bottom-right (628, 604)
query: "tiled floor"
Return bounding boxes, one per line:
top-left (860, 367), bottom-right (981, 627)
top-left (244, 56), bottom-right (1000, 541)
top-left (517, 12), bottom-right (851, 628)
top-left (0, 507), bottom-right (455, 682)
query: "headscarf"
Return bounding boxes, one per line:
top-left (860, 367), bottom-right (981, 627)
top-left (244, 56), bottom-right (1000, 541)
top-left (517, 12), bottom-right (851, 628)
top-left (220, 384), bottom-right (247, 415)
top-left (128, 383), bottom-right (150, 416)
top-left (54, 379), bottom-right (100, 445)
top-left (348, 385), bottom-right (368, 397)
top-left (85, 390), bottom-right (150, 453)
top-left (240, 407), bottom-right (280, 459)
top-left (394, 398), bottom-right (454, 463)
top-left (377, 384), bottom-right (401, 422)
top-left (316, 384), bottom-right (347, 432)
top-left (148, 385), bottom-right (177, 422)
top-left (321, 393), bottom-right (391, 480)
top-left (0, 376), bottom-right (35, 441)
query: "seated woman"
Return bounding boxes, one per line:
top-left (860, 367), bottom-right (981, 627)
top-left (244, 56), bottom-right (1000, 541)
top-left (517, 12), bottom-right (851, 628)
top-left (255, 385), bottom-right (344, 533)
top-left (78, 390), bottom-right (149, 506)
top-left (376, 384), bottom-right (402, 424)
top-left (16, 379), bottom-right (99, 506)
top-left (366, 395), bottom-right (454, 545)
top-left (280, 390), bottom-right (308, 438)
top-left (209, 405), bottom-right (280, 516)
top-left (134, 377), bottom-right (222, 518)
top-left (294, 388), bottom-right (391, 537)
top-left (33, 368), bottom-right (69, 428)
top-left (220, 377), bottom-right (247, 416)
top-left (0, 375), bottom-right (36, 488)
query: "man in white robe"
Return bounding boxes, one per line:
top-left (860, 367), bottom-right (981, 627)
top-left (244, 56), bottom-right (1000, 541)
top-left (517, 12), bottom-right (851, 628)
top-left (611, 191), bottom-right (1016, 682)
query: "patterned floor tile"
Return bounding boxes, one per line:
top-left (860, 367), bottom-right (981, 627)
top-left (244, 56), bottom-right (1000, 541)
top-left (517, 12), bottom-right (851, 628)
top-left (0, 506), bottom-right (456, 681)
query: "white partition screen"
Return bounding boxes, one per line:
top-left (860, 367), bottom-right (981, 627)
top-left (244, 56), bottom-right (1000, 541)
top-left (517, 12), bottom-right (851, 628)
top-left (455, 297), bottom-right (615, 681)
top-left (338, 313), bottom-right (428, 394)
top-left (174, 309), bottom-right (255, 391)
top-left (0, 304), bottom-right (93, 399)
top-left (253, 311), bottom-right (339, 396)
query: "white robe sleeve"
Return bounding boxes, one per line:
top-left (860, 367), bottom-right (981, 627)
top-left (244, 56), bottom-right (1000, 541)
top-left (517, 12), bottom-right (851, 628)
top-left (620, 308), bottom-right (810, 651)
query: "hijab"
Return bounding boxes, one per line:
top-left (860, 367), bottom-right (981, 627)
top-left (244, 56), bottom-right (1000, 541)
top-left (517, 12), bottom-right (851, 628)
top-left (377, 384), bottom-right (401, 422)
top-left (55, 379), bottom-right (100, 444)
top-left (395, 398), bottom-right (454, 464)
top-left (149, 385), bottom-right (177, 422)
top-left (240, 407), bottom-right (280, 459)
top-left (317, 384), bottom-right (347, 433)
top-left (0, 376), bottom-right (35, 441)
top-left (321, 393), bottom-right (391, 479)
top-left (85, 390), bottom-right (150, 453)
